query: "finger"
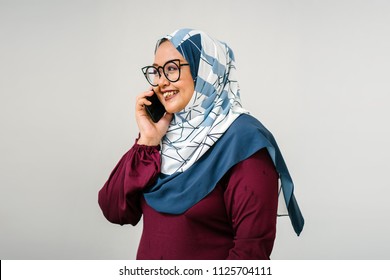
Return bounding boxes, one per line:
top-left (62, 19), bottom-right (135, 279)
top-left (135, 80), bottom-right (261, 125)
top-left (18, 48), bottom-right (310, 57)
top-left (136, 90), bottom-right (154, 105)
top-left (144, 89), bottom-right (155, 97)
top-left (137, 99), bottom-right (151, 109)
top-left (160, 112), bottom-right (173, 124)
top-left (136, 96), bottom-right (152, 111)
top-left (136, 89), bottom-right (154, 101)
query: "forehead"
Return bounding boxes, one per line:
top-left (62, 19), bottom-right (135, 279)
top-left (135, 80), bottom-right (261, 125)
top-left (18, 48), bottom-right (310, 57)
top-left (154, 40), bottom-right (186, 66)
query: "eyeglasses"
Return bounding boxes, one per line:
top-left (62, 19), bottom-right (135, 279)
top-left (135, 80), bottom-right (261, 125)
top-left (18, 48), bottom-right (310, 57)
top-left (141, 59), bottom-right (190, 86)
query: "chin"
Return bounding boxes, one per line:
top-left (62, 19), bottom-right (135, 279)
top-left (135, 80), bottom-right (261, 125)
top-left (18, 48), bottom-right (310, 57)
top-left (164, 103), bottom-right (184, 114)
top-left (166, 108), bottom-right (181, 114)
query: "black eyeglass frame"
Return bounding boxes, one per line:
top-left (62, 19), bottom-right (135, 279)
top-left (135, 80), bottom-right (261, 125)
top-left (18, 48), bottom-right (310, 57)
top-left (141, 59), bottom-right (190, 86)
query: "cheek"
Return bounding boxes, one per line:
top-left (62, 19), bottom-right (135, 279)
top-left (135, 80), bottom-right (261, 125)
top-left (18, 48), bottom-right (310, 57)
top-left (182, 77), bottom-right (195, 95)
top-left (183, 84), bottom-right (194, 103)
top-left (183, 91), bottom-right (193, 105)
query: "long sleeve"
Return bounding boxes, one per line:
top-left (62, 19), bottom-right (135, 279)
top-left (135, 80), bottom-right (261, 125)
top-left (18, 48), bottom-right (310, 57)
top-left (224, 148), bottom-right (279, 259)
top-left (98, 143), bottom-right (161, 226)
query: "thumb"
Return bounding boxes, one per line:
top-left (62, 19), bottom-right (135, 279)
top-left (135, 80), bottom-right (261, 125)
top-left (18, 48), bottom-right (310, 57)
top-left (161, 112), bottom-right (173, 124)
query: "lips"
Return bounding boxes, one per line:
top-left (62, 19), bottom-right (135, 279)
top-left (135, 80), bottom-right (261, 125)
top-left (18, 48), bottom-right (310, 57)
top-left (163, 90), bottom-right (179, 99)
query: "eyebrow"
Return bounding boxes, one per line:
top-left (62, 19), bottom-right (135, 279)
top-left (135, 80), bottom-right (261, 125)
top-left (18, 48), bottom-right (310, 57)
top-left (152, 59), bottom-right (184, 67)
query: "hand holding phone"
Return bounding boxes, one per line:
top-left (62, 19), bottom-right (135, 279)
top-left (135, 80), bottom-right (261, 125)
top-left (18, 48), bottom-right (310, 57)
top-left (135, 89), bottom-right (171, 146)
top-left (145, 89), bottom-right (166, 123)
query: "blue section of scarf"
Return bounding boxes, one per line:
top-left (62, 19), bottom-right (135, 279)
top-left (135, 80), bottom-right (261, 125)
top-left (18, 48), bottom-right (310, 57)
top-left (144, 114), bottom-right (304, 235)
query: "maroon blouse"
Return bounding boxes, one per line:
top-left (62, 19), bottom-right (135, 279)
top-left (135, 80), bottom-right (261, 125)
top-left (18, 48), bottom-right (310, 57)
top-left (98, 143), bottom-right (279, 259)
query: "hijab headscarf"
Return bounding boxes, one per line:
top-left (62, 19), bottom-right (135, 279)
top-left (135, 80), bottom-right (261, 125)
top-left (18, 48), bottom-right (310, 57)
top-left (158, 29), bottom-right (248, 175)
top-left (144, 28), bottom-right (304, 235)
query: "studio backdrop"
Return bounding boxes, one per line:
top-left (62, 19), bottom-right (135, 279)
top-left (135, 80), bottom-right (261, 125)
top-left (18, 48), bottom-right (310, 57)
top-left (1, 0), bottom-right (389, 259)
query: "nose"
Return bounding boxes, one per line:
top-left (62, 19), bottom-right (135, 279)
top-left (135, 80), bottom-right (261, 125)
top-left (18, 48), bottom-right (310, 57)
top-left (157, 69), bottom-right (170, 87)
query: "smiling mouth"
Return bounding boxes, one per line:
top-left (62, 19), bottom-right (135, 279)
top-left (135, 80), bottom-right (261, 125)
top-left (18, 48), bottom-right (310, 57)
top-left (163, 90), bottom-right (179, 99)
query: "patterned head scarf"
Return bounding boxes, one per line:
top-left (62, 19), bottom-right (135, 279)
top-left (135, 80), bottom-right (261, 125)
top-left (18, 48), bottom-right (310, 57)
top-left (159, 28), bottom-right (249, 175)
top-left (145, 28), bottom-right (304, 235)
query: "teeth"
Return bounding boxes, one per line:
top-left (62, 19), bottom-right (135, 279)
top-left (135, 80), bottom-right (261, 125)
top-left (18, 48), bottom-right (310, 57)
top-left (163, 91), bottom-right (178, 98)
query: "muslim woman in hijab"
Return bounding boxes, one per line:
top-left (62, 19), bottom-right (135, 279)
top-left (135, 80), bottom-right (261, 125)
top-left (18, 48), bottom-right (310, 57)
top-left (98, 28), bottom-right (304, 260)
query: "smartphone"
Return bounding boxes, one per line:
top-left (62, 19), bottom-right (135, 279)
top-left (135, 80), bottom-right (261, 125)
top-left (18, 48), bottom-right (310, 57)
top-left (145, 90), bottom-right (166, 123)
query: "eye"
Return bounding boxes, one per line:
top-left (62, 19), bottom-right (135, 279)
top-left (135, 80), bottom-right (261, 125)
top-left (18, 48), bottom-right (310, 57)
top-left (148, 68), bottom-right (158, 75)
top-left (166, 64), bottom-right (179, 72)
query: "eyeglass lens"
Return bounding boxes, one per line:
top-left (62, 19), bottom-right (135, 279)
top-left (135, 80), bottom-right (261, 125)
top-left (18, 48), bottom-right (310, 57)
top-left (145, 61), bottom-right (181, 86)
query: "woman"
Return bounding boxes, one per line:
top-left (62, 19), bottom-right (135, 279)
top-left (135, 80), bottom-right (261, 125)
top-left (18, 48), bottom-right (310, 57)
top-left (98, 28), bottom-right (304, 259)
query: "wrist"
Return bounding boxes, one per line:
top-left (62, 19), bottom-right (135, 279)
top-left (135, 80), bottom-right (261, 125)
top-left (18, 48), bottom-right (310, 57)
top-left (137, 136), bottom-right (160, 146)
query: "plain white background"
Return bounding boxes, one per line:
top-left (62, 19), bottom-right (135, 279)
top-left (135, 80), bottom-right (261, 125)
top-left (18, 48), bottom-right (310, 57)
top-left (1, 0), bottom-right (389, 259)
